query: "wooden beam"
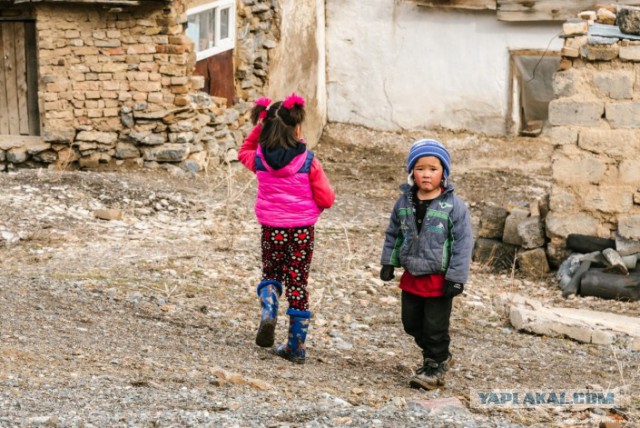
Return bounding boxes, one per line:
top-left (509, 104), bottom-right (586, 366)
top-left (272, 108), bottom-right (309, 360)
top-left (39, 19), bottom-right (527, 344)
top-left (2, 22), bottom-right (20, 135)
top-left (0, 23), bottom-right (9, 135)
top-left (497, 0), bottom-right (593, 22)
top-left (498, 1), bottom-right (640, 22)
top-left (12, 0), bottom-right (143, 6)
top-left (412, 0), bottom-right (496, 11)
top-left (25, 20), bottom-right (39, 136)
top-left (15, 21), bottom-right (29, 135)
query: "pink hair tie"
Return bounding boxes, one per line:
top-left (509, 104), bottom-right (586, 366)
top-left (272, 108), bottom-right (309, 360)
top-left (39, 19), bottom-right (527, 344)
top-left (254, 97), bottom-right (272, 108)
top-left (258, 110), bottom-right (267, 120)
top-left (282, 93), bottom-right (305, 110)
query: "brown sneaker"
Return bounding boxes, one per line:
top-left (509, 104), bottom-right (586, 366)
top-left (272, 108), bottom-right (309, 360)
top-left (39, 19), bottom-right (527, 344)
top-left (409, 358), bottom-right (446, 390)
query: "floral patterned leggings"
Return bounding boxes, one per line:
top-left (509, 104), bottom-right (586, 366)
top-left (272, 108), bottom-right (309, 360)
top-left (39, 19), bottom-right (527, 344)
top-left (261, 225), bottom-right (314, 311)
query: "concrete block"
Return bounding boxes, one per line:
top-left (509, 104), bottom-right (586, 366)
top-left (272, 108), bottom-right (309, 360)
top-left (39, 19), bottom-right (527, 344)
top-left (593, 71), bottom-right (634, 99)
top-left (546, 213), bottom-right (598, 239)
top-left (549, 126), bottom-right (578, 146)
top-left (605, 101), bottom-right (640, 128)
top-left (548, 99), bottom-right (605, 127)
top-left (619, 45), bottom-right (640, 61)
top-left (584, 185), bottom-right (633, 213)
top-left (579, 129), bottom-right (640, 160)
top-left (552, 69), bottom-right (583, 97)
top-left (618, 215), bottom-right (640, 240)
top-left (552, 151), bottom-right (607, 185)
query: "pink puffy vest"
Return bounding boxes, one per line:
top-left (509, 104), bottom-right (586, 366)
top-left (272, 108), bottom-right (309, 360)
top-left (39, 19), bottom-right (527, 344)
top-left (254, 145), bottom-right (322, 228)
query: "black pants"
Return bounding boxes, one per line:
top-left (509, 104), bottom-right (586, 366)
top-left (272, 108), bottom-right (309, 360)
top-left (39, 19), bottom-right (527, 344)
top-left (401, 291), bottom-right (453, 363)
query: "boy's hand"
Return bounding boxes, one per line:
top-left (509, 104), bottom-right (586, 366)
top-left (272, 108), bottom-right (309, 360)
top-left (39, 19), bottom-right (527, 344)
top-left (380, 265), bottom-right (395, 281)
top-left (444, 280), bottom-right (464, 297)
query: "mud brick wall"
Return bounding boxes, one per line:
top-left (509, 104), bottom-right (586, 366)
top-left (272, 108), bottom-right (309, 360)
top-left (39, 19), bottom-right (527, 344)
top-left (547, 35), bottom-right (640, 264)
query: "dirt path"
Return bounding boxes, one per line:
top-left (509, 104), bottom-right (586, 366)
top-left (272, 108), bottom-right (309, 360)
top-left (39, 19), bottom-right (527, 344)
top-left (0, 123), bottom-right (637, 427)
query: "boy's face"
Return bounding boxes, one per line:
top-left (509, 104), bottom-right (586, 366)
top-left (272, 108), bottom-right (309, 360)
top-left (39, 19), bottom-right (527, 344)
top-left (412, 156), bottom-right (443, 197)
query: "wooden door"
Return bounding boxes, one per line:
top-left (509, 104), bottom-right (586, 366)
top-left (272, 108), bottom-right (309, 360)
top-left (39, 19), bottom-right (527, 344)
top-left (0, 20), bottom-right (39, 136)
top-left (194, 49), bottom-right (236, 106)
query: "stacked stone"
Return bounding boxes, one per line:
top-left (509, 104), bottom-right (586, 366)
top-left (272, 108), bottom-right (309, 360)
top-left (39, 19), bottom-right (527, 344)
top-left (547, 5), bottom-right (640, 265)
top-left (236, 0), bottom-right (279, 101)
top-left (1, 0), bottom-right (278, 172)
top-left (473, 198), bottom-right (550, 278)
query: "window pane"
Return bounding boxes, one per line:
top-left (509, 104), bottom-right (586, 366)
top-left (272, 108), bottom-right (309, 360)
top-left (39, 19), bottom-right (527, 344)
top-left (199, 9), bottom-right (215, 50)
top-left (220, 7), bottom-right (229, 39)
top-left (187, 9), bottom-right (216, 53)
top-left (186, 15), bottom-right (200, 52)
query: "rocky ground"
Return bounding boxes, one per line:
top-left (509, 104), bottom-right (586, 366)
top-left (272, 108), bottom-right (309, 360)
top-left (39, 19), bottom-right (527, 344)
top-left (0, 123), bottom-right (638, 427)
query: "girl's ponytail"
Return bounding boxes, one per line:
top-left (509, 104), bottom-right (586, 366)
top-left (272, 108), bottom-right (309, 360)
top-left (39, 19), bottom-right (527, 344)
top-left (281, 93), bottom-right (306, 126)
top-left (251, 97), bottom-right (272, 125)
top-left (253, 93), bottom-right (306, 149)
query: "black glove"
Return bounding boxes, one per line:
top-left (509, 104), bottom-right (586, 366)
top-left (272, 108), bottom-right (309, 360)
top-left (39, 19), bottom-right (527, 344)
top-left (380, 265), bottom-right (395, 281)
top-left (444, 280), bottom-right (464, 298)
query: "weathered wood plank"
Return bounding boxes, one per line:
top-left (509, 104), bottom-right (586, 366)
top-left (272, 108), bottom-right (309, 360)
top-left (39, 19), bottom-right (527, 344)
top-left (15, 21), bottom-right (28, 135)
top-left (0, 23), bottom-right (12, 134)
top-left (3, 22), bottom-right (20, 135)
top-left (413, 0), bottom-right (496, 10)
top-left (25, 20), bottom-right (39, 135)
top-left (498, 0), bottom-right (640, 22)
top-left (497, 0), bottom-right (594, 21)
top-left (12, 0), bottom-right (143, 5)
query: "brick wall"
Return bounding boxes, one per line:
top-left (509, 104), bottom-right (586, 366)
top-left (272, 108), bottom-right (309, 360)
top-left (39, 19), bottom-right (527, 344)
top-left (547, 34), bottom-right (640, 263)
top-left (1, 0), bottom-right (279, 172)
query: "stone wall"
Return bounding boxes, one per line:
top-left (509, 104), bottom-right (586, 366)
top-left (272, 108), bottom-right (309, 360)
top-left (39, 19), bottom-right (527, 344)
top-left (1, 0), bottom-right (281, 172)
top-left (547, 21), bottom-right (640, 264)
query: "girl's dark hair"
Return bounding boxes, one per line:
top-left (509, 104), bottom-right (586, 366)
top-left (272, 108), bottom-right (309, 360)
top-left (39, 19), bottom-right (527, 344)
top-left (250, 99), bottom-right (306, 150)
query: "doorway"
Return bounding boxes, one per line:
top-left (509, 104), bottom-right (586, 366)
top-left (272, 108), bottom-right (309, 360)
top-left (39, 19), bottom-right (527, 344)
top-left (509, 50), bottom-right (560, 136)
top-left (0, 16), bottom-right (40, 136)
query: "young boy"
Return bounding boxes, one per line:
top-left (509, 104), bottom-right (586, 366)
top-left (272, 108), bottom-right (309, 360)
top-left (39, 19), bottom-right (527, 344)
top-left (380, 139), bottom-right (473, 390)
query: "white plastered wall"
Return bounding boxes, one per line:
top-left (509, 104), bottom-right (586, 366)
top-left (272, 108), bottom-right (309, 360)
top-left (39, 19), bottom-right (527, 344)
top-left (268, 0), bottom-right (326, 146)
top-left (326, 1), bottom-right (564, 136)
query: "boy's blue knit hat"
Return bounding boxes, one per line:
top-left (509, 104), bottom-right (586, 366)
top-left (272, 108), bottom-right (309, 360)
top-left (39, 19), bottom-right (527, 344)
top-left (407, 139), bottom-right (451, 179)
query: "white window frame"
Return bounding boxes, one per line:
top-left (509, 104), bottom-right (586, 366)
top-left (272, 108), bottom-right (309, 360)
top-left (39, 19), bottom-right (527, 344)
top-left (186, 0), bottom-right (236, 61)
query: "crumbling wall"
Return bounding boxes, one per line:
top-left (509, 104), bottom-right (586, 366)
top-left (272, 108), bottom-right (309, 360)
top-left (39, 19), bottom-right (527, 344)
top-left (547, 21), bottom-right (640, 264)
top-left (1, 0), bottom-right (284, 172)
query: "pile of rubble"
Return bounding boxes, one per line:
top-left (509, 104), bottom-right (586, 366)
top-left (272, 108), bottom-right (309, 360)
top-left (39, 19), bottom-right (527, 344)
top-left (561, 4), bottom-right (640, 63)
top-left (472, 198), bottom-right (550, 278)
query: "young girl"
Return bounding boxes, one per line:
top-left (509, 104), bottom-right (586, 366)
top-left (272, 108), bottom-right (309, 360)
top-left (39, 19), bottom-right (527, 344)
top-left (238, 93), bottom-right (335, 364)
top-left (380, 139), bottom-right (473, 390)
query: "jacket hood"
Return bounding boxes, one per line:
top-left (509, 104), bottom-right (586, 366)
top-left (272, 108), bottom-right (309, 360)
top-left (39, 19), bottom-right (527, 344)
top-left (262, 142), bottom-right (306, 171)
top-left (257, 144), bottom-right (308, 177)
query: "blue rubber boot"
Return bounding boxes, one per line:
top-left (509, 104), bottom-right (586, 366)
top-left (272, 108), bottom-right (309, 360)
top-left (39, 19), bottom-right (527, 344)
top-left (273, 308), bottom-right (311, 364)
top-left (255, 280), bottom-right (283, 347)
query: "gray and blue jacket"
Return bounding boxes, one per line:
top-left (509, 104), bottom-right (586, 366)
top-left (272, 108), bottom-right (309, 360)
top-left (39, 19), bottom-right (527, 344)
top-left (380, 183), bottom-right (474, 284)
